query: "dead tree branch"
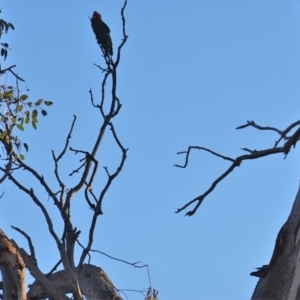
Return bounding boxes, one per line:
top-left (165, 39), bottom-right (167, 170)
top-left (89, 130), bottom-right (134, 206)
top-left (0, 65), bottom-right (25, 82)
top-left (175, 120), bottom-right (300, 216)
top-left (11, 226), bottom-right (35, 258)
top-left (0, 2), bottom-right (134, 298)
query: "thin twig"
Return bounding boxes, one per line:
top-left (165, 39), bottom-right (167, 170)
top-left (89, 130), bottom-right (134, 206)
top-left (11, 226), bottom-right (36, 258)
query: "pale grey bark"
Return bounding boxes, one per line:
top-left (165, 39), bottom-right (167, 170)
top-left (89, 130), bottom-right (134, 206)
top-left (27, 264), bottom-right (122, 300)
top-left (0, 228), bottom-right (121, 300)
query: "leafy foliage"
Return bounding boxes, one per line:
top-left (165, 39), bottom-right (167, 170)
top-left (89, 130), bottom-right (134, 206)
top-left (0, 14), bottom-right (14, 62)
top-left (0, 11), bottom-right (53, 160)
top-left (0, 84), bottom-right (53, 159)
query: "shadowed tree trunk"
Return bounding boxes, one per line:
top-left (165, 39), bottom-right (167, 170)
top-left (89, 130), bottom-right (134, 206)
top-left (174, 118), bottom-right (300, 298)
top-left (251, 186), bottom-right (300, 299)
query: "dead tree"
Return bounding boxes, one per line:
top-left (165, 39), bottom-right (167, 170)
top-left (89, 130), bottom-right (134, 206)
top-left (0, 2), bottom-right (156, 299)
top-left (175, 119), bottom-right (300, 299)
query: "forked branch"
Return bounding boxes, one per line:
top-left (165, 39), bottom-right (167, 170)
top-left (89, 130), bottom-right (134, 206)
top-left (175, 120), bottom-right (300, 216)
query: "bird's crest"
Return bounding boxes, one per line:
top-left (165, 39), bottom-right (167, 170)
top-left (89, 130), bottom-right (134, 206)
top-left (92, 11), bottom-right (101, 20)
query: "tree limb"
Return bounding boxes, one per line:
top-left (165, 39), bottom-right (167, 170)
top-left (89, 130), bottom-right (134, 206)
top-left (175, 120), bottom-right (300, 216)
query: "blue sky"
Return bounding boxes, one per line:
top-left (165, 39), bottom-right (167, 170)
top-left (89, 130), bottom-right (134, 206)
top-left (1, 1), bottom-right (300, 299)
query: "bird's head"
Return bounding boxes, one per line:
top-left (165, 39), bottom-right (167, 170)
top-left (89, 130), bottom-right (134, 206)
top-left (92, 11), bottom-right (101, 20)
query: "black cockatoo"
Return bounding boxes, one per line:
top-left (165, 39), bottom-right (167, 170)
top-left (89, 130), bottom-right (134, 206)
top-left (91, 11), bottom-right (113, 56)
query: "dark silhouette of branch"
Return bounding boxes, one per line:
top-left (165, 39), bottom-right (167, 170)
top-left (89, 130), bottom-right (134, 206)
top-left (51, 117), bottom-right (77, 204)
top-left (55, 115), bottom-right (77, 161)
top-left (236, 119), bottom-right (300, 148)
top-left (114, 0), bottom-right (128, 68)
top-left (0, 2), bottom-right (150, 298)
top-left (76, 239), bottom-right (155, 300)
top-left (0, 158), bottom-right (12, 184)
top-left (13, 158), bottom-right (63, 212)
top-left (175, 146), bottom-right (235, 169)
top-left (46, 259), bottom-right (62, 277)
top-left (175, 120), bottom-right (300, 216)
top-left (84, 181), bottom-right (97, 210)
top-left (76, 2), bottom-right (128, 267)
top-left (11, 226), bottom-right (36, 258)
top-left (0, 65), bottom-right (25, 82)
top-left (92, 248), bottom-right (147, 269)
top-left (4, 172), bottom-right (62, 245)
top-left (236, 120), bottom-right (284, 134)
top-left (78, 128), bottom-right (128, 266)
top-left (63, 3), bottom-right (129, 209)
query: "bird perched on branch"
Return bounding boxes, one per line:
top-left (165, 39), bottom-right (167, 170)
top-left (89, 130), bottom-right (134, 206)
top-left (91, 11), bottom-right (113, 56)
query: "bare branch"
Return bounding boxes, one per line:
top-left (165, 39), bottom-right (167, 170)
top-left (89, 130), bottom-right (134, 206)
top-left (84, 181), bottom-right (97, 209)
top-left (176, 120), bottom-right (300, 216)
top-left (46, 260), bottom-right (62, 277)
top-left (11, 226), bottom-right (35, 258)
top-left (0, 2), bottom-right (132, 298)
top-left (91, 248), bottom-right (147, 269)
top-left (14, 159), bottom-right (62, 212)
top-left (56, 115), bottom-right (77, 162)
top-left (51, 116), bottom-right (77, 204)
top-left (78, 123), bottom-right (128, 266)
top-left (236, 120), bottom-right (283, 135)
top-left (0, 157), bottom-right (12, 184)
top-left (175, 146), bottom-right (235, 168)
top-left (89, 89), bottom-right (97, 108)
top-left (4, 172), bottom-right (62, 247)
top-left (236, 119), bottom-right (300, 148)
top-left (15, 246), bottom-right (70, 300)
top-left (114, 0), bottom-right (128, 68)
top-left (0, 65), bottom-right (25, 82)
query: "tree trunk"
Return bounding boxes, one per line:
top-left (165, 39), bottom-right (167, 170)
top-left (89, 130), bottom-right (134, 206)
top-left (0, 229), bottom-right (122, 300)
top-left (251, 186), bottom-right (300, 299)
top-left (0, 229), bottom-right (26, 300)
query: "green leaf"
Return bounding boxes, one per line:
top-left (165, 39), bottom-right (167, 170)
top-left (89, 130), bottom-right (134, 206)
top-left (18, 117), bottom-right (24, 125)
top-left (0, 131), bottom-right (6, 139)
top-left (28, 102), bottom-right (32, 107)
top-left (44, 101), bottom-right (53, 106)
top-left (16, 124), bottom-right (24, 131)
top-left (19, 154), bottom-right (25, 160)
top-left (23, 143), bottom-right (28, 152)
top-left (7, 86), bottom-right (13, 90)
top-left (20, 94), bottom-right (28, 101)
top-left (17, 105), bottom-right (23, 112)
top-left (32, 109), bottom-right (38, 117)
top-left (11, 117), bottom-right (16, 124)
top-left (4, 91), bottom-right (13, 99)
top-left (32, 122), bottom-right (37, 130)
top-left (41, 109), bottom-right (47, 116)
top-left (2, 49), bottom-right (7, 60)
top-left (35, 99), bottom-right (43, 106)
top-left (8, 23), bottom-right (14, 30)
